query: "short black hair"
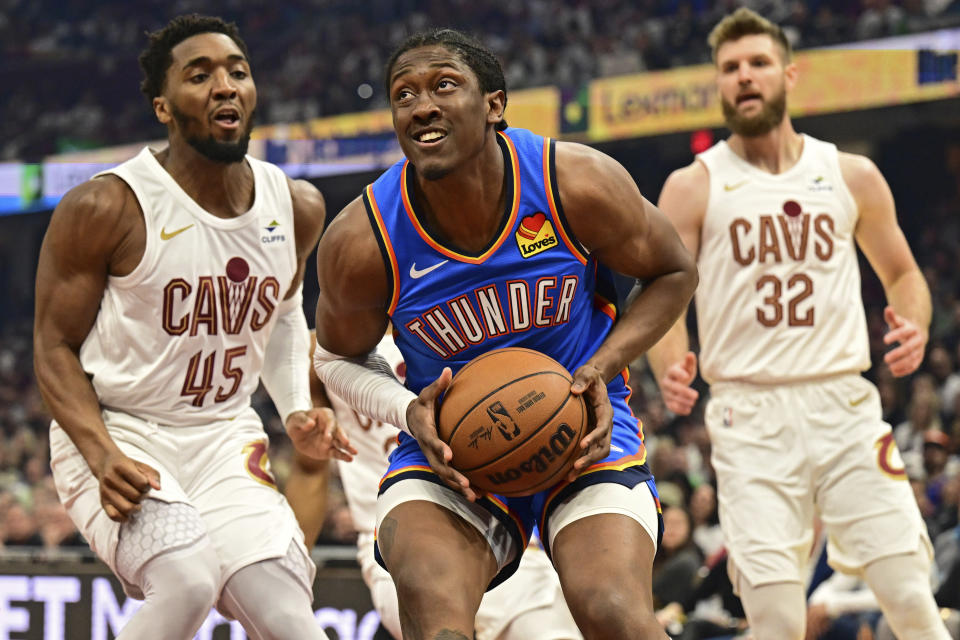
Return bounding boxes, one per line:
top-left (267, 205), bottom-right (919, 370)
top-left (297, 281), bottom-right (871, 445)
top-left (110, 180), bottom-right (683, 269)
top-left (385, 29), bottom-right (508, 131)
top-left (138, 14), bottom-right (249, 104)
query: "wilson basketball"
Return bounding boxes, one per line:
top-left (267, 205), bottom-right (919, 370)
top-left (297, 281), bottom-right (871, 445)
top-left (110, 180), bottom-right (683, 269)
top-left (437, 348), bottom-right (587, 497)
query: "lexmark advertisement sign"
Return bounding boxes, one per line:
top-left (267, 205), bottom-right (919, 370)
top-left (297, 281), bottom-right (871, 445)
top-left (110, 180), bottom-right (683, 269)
top-left (0, 563), bottom-right (380, 640)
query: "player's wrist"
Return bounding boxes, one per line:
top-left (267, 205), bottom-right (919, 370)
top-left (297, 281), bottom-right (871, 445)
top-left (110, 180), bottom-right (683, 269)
top-left (400, 398), bottom-right (415, 435)
top-left (79, 436), bottom-right (123, 480)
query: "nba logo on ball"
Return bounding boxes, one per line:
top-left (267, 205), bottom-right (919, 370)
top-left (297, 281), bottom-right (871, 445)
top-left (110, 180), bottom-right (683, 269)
top-left (487, 401), bottom-right (520, 441)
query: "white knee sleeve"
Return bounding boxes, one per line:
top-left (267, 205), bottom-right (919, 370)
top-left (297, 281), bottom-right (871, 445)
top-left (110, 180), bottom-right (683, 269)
top-left (865, 551), bottom-right (951, 640)
top-left (219, 541), bottom-right (328, 640)
top-left (116, 499), bottom-right (207, 587)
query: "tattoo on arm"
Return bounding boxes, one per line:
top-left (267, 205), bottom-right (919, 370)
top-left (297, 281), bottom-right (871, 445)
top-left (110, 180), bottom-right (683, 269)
top-left (378, 516), bottom-right (398, 565)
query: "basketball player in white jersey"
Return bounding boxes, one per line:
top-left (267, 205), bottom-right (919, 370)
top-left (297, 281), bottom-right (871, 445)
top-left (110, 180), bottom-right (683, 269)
top-left (33, 15), bottom-right (354, 640)
top-left (647, 8), bottom-right (947, 640)
top-left (287, 331), bottom-right (583, 640)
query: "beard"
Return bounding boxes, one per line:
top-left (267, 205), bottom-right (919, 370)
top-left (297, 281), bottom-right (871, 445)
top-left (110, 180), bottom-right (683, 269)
top-left (721, 88), bottom-right (787, 137)
top-left (171, 105), bottom-right (254, 164)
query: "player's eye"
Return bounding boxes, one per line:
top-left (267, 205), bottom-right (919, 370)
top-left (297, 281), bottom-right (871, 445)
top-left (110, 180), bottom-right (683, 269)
top-left (190, 73), bottom-right (208, 83)
top-left (231, 70), bottom-right (248, 80)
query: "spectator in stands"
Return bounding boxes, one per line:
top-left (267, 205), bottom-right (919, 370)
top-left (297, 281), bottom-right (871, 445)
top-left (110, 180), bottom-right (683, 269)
top-left (930, 344), bottom-right (960, 420)
top-left (689, 483), bottom-right (724, 558)
top-left (1, 498), bottom-right (43, 547)
top-left (655, 546), bottom-right (747, 640)
top-left (653, 506), bottom-right (703, 610)
top-left (895, 373), bottom-right (944, 455)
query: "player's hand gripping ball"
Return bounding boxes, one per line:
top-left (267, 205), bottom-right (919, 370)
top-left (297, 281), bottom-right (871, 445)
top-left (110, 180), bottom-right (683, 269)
top-left (437, 348), bottom-right (587, 497)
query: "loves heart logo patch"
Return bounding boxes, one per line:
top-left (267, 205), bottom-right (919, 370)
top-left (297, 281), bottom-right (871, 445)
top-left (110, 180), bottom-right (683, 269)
top-left (515, 212), bottom-right (558, 258)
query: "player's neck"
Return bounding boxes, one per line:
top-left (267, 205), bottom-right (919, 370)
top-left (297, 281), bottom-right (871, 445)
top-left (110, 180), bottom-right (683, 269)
top-left (413, 137), bottom-right (506, 253)
top-left (156, 140), bottom-right (255, 218)
top-left (728, 119), bottom-right (804, 175)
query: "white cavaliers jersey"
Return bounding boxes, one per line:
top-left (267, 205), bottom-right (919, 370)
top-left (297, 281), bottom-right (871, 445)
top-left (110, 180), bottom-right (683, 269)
top-left (332, 334), bottom-right (405, 533)
top-left (79, 148), bottom-right (298, 425)
top-left (694, 135), bottom-right (870, 384)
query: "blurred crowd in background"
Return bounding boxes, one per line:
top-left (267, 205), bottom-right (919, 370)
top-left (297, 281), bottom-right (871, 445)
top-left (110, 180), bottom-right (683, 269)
top-left (1, 0), bottom-right (960, 637)
top-left (2, 0), bottom-right (960, 160)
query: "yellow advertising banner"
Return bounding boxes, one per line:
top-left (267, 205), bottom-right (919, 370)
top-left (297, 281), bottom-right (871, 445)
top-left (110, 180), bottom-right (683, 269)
top-left (590, 63), bottom-right (717, 141)
top-left (505, 86), bottom-right (561, 138)
top-left (589, 49), bottom-right (959, 141)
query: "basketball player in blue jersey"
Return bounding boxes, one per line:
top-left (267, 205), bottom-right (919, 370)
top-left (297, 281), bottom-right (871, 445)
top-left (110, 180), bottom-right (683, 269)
top-left (312, 29), bottom-right (697, 640)
top-left (33, 14), bottom-right (353, 640)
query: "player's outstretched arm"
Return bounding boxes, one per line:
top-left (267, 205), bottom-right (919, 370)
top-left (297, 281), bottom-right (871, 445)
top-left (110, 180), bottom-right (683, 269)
top-left (554, 142), bottom-right (699, 473)
top-left (313, 199), bottom-right (476, 499)
top-left (33, 178), bottom-right (160, 522)
top-left (646, 161), bottom-right (709, 415)
top-left (284, 332), bottom-right (345, 547)
top-left (264, 178), bottom-right (354, 461)
top-left (842, 152), bottom-right (931, 377)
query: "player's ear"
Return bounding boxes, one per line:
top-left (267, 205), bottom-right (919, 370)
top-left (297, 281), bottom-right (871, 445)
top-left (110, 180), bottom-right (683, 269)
top-left (784, 60), bottom-right (799, 93)
top-left (485, 90), bottom-right (505, 127)
top-left (153, 96), bottom-right (172, 125)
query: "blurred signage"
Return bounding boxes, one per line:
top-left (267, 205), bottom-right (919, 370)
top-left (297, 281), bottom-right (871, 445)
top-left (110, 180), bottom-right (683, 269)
top-left (504, 86), bottom-right (561, 139)
top-left (0, 563), bottom-right (379, 640)
top-left (0, 163), bottom-right (50, 214)
top-left (588, 47), bottom-right (959, 141)
top-left (589, 63), bottom-right (717, 141)
top-left (31, 86), bottom-right (560, 213)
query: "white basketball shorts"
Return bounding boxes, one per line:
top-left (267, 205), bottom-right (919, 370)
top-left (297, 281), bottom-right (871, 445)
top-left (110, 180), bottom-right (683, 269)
top-left (49, 407), bottom-right (313, 598)
top-left (705, 373), bottom-right (932, 588)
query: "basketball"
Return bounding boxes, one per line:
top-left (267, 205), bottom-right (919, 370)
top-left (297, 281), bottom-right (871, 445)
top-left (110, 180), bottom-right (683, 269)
top-left (437, 348), bottom-right (587, 497)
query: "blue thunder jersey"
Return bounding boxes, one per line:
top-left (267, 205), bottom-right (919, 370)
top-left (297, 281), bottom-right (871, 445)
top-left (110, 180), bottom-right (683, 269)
top-left (364, 128), bottom-right (659, 584)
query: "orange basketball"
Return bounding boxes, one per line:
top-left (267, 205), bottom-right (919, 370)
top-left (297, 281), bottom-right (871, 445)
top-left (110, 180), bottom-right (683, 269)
top-left (437, 347), bottom-right (587, 497)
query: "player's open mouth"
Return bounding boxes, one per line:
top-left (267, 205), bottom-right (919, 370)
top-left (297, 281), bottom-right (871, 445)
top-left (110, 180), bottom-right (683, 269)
top-left (736, 93), bottom-right (762, 105)
top-left (212, 108), bottom-right (241, 130)
top-left (414, 129), bottom-right (447, 145)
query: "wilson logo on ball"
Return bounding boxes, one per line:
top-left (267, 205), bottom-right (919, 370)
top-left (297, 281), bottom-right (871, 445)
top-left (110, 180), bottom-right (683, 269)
top-left (485, 422), bottom-right (577, 486)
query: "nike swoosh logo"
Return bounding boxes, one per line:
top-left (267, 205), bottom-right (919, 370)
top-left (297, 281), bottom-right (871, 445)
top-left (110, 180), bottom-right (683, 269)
top-left (160, 224), bottom-right (194, 240)
top-left (850, 392), bottom-right (870, 407)
top-left (724, 180), bottom-right (748, 192)
top-left (409, 260), bottom-right (448, 279)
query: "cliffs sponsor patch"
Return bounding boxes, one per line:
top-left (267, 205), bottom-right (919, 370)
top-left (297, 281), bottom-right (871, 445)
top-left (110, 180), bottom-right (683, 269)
top-left (262, 219), bottom-right (286, 244)
top-left (808, 175), bottom-right (833, 192)
top-left (515, 212), bottom-right (558, 258)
